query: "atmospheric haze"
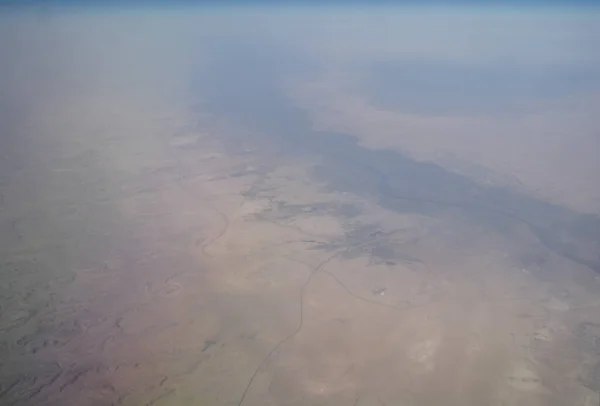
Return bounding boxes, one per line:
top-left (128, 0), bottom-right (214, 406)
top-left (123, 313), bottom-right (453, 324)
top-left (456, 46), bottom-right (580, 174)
top-left (1, 5), bottom-right (600, 406)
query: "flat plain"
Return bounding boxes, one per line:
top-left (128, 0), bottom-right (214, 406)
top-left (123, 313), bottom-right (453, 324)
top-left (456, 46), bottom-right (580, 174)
top-left (1, 10), bottom-right (600, 406)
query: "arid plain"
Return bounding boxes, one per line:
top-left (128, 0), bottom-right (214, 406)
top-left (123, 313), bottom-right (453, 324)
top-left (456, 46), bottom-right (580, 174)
top-left (1, 9), bottom-right (600, 406)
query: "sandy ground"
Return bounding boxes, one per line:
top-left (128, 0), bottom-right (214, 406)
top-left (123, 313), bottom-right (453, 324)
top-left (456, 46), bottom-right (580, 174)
top-left (1, 78), bottom-right (600, 406)
top-left (1, 11), bottom-right (600, 406)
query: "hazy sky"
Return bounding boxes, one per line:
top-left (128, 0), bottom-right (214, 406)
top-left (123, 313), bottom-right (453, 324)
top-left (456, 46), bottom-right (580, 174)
top-left (2, 6), bottom-right (599, 83)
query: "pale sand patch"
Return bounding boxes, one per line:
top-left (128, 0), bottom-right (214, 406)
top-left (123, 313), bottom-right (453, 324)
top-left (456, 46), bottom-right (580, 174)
top-left (286, 215), bottom-right (345, 237)
top-left (239, 199), bottom-right (273, 217)
top-left (407, 337), bottom-right (441, 374)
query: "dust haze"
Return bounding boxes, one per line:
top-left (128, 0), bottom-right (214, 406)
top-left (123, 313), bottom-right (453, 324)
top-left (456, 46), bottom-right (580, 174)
top-left (1, 6), bottom-right (600, 406)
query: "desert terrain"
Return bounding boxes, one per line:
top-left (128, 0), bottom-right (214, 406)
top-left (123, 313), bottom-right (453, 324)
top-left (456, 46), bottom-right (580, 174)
top-left (1, 8), bottom-right (600, 406)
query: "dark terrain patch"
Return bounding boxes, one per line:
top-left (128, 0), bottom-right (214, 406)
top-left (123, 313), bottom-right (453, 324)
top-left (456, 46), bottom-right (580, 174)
top-left (256, 200), bottom-right (362, 223)
top-left (202, 339), bottom-right (217, 352)
top-left (193, 38), bottom-right (600, 275)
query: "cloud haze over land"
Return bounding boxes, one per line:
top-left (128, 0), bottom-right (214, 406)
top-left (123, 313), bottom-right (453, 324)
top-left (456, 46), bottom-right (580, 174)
top-left (1, 5), bottom-right (600, 406)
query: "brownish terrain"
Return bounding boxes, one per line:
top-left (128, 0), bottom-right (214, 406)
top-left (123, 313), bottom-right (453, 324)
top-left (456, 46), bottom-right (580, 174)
top-left (1, 9), bottom-right (600, 406)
